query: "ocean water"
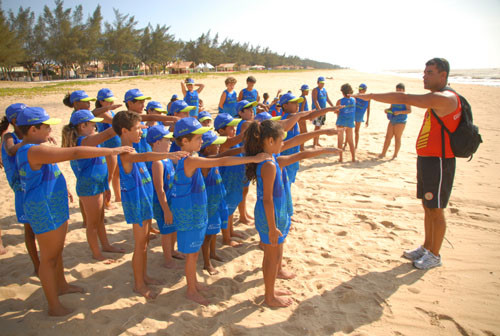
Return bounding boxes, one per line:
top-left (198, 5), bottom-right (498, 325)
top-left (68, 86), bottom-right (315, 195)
top-left (385, 68), bottom-right (500, 87)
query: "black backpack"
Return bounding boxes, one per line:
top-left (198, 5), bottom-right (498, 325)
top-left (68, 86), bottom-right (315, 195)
top-left (430, 87), bottom-right (482, 161)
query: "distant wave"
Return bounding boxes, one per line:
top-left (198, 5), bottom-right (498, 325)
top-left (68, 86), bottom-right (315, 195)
top-left (385, 69), bottom-right (500, 87)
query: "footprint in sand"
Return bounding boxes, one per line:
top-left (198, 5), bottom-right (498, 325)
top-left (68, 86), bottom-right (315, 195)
top-left (355, 214), bottom-right (368, 221)
top-left (386, 204), bottom-right (403, 209)
top-left (380, 221), bottom-right (395, 228)
top-left (335, 231), bottom-right (348, 236)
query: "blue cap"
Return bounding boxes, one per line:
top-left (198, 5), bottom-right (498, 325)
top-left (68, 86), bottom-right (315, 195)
top-left (214, 113), bottom-right (241, 130)
top-left (124, 89), bottom-right (151, 103)
top-left (146, 124), bottom-right (173, 143)
top-left (5, 103), bottom-right (27, 123)
top-left (198, 111), bottom-right (213, 122)
top-left (359, 83), bottom-right (367, 90)
top-left (171, 94), bottom-right (178, 100)
top-left (201, 130), bottom-right (227, 150)
top-left (145, 101), bottom-right (167, 113)
top-left (300, 84), bottom-right (310, 91)
top-left (70, 109), bottom-right (103, 125)
top-left (169, 100), bottom-right (195, 115)
top-left (185, 78), bottom-right (195, 85)
top-left (279, 93), bottom-right (304, 106)
top-left (255, 112), bottom-right (282, 122)
top-left (236, 100), bottom-right (258, 112)
top-left (173, 117), bottom-right (211, 138)
top-left (318, 76), bottom-right (326, 83)
top-left (97, 88), bottom-right (116, 102)
top-left (70, 90), bottom-right (96, 104)
top-left (16, 107), bottom-right (61, 126)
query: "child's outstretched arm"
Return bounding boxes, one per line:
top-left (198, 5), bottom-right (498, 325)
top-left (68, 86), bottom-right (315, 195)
top-left (277, 147), bottom-right (341, 168)
top-left (27, 145), bottom-right (134, 169)
top-left (141, 114), bottom-right (179, 126)
top-left (212, 146), bottom-right (243, 158)
top-left (122, 151), bottom-right (189, 164)
top-left (261, 161), bottom-right (282, 246)
top-left (152, 160), bottom-right (173, 225)
top-left (281, 128), bottom-right (338, 151)
top-left (300, 106), bottom-right (342, 121)
top-left (80, 127), bottom-right (117, 147)
top-left (219, 132), bottom-right (245, 150)
top-left (184, 152), bottom-right (271, 177)
top-left (93, 104), bottom-right (123, 124)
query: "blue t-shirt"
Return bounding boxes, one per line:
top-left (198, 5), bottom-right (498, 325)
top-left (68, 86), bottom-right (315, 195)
top-left (151, 159), bottom-right (176, 230)
top-left (184, 90), bottom-right (199, 117)
top-left (133, 122), bottom-right (152, 154)
top-left (171, 157), bottom-right (208, 231)
top-left (355, 97), bottom-right (369, 122)
top-left (2, 132), bottom-right (22, 192)
top-left (241, 88), bottom-right (258, 114)
top-left (336, 97), bottom-right (356, 128)
top-left (312, 87), bottom-right (327, 109)
top-left (16, 144), bottom-right (69, 234)
top-left (299, 96), bottom-right (309, 112)
top-left (96, 111), bottom-right (121, 148)
top-left (204, 166), bottom-right (228, 232)
top-left (390, 104), bottom-right (408, 123)
top-left (220, 90), bottom-right (238, 117)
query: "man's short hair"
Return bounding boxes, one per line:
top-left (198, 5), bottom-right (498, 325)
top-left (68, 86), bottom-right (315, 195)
top-left (396, 83), bottom-right (405, 90)
top-left (112, 110), bottom-right (141, 135)
top-left (426, 58), bottom-right (450, 80)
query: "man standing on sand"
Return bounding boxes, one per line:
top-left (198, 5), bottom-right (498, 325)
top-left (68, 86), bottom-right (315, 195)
top-left (355, 58), bottom-right (462, 270)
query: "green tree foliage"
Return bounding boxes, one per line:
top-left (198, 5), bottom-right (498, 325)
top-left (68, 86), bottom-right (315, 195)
top-left (0, 1), bottom-right (24, 80)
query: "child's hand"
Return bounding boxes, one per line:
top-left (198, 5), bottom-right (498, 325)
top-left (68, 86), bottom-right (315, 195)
top-left (324, 128), bottom-right (338, 136)
top-left (254, 152), bottom-right (272, 162)
top-left (113, 146), bottom-right (135, 155)
top-left (324, 147), bottom-right (342, 155)
top-left (331, 105), bottom-right (344, 112)
top-left (269, 227), bottom-right (283, 246)
top-left (164, 208), bottom-right (173, 225)
top-left (68, 191), bottom-right (74, 203)
top-left (108, 104), bottom-right (122, 111)
top-left (167, 151), bottom-right (190, 160)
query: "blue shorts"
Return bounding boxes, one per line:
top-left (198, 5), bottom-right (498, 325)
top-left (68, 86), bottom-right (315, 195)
top-left (153, 203), bottom-right (176, 234)
top-left (390, 120), bottom-right (407, 125)
top-left (177, 226), bottom-right (207, 254)
top-left (206, 221), bottom-right (221, 235)
top-left (354, 111), bottom-right (366, 123)
top-left (14, 190), bottom-right (28, 224)
top-left (76, 176), bottom-right (109, 197)
top-left (336, 115), bottom-right (355, 128)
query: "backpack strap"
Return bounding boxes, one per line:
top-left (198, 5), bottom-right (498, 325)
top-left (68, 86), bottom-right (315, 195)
top-left (430, 109), bottom-right (449, 160)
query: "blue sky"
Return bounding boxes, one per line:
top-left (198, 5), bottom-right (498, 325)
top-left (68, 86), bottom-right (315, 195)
top-left (3, 0), bottom-right (500, 70)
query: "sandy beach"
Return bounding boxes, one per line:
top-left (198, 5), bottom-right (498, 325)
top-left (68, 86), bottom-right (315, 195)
top-left (0, 69), bottom-right (499, 335)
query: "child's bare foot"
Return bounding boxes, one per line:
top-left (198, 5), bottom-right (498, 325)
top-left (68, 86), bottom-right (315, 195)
top-left (48, 304), bottom-right (74, 316)
top-left (391, 155), bottom-right (398, 160)
top-left (104, 202), bottom-right (116, 210)
top-left (204, 265), bottom-right (219, 275)
top-left (134, 286), bottom-right (157, 299)
top-left (378, 153), bottom-right (385, 159)
top-left (144, 275), bottom-right (162, 285)
top-left (231, 231), bottom-right (244, 239)
top-left (275, 288), bottom-right (293, 296)
top-left (93, 254), bottom-right (116, 264)
top-left (150, 227), bottom-right (160, 234)
top-left (277, 269), bottom-right (296, 280)
top-left (210, 254), bottom-right (224, 262)
top-left (163, 260), bottom-right (183, 269)
top-left (102, 244), bottom-right (125, 254)
top-left (172, 251), bottom-right (185, 260)
top-left (223, 239), bottom-right (242, 247)
top-left (265, 295), bottom-right (293, 307)
top-left (59, 284), bottom-right (85, 295)
top-left (186, 291), bottom-right (209, 305)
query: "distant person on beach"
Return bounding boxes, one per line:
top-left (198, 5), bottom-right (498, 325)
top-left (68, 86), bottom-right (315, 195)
top-left (218, 77), bottom-right (238, 116)
top-left (335, 84), bottom-right (356, 162)
top-left (181, 78), bottom-right (205, 117)
top-left (167, 94), bottom-right (178, 115)
top-left (379, 83), bottom-right (411, 159)
top-left (354, 83), bottom-right (370, 149)
top-left (298, 84), bottom-right (310, 150)
top-left (312, 76), bottom-right (335, 148)
top-left (355, 58), bottom-right (462, 270)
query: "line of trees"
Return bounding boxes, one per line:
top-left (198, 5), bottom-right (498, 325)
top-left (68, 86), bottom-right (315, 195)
top-left (0, 0), bottom-right (341, 81)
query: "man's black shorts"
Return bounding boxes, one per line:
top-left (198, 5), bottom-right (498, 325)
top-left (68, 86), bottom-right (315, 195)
top-left (417, 156), bottom-right (456, 208)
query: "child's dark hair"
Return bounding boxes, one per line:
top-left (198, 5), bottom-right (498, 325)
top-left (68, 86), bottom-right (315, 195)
top-left (396, 83), bottom-right (406, 90)
top-left (263, 93), bottom-right (269, 100)
top-left (0, 116), bottom-right (11, 135)
top-left (18, 124), bottom-right (42, 135)
top-left (247, 76), bottom-right (256, 83)
top-left (61, 123), bottom-right (80, 147)
top-left (175, 133), bottom-right (196, 147)
top-left (112, 110), bottom-right (141, 136)
top-left (63, 93), bottom-right (74, 108)
top-left (341, 83), bottom-right (353, 95)
top-left (95, 100), bottom-right (103, 108)
top-left (244, 120), bottom-right (283, 182)
top-left (170, 96), bottom-right (178, 102)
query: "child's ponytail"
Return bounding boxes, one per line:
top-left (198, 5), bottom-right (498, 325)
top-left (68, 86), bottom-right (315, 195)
top-left (61, 123), bottom-right (79, 148)
top-left (0, 116), bottom-right (10, 136)
top-left (62, 93), bottom-right (73, 108)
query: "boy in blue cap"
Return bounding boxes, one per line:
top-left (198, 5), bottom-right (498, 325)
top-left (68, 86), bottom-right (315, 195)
top-left (181, 78), bottom-right (205, 117)
top-left (354, 83), bottom-right (370, 149)
top-left (198, 111), bottom-right (213, 127)
top-left (167, 94), bottom-right (179, 115)
top-left (312, 76), bottom-right (335, 147)
top-left (16, 107), bottom-right (134, 316)
top-left (168, 100), bottom-right (196, 152)
top-left (112, 111), bottom-right (189, 299)
top-left (170, 117), bottom-right (270, 305)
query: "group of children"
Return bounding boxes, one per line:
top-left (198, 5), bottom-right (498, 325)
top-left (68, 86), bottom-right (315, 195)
top-left (0, 75), bottom-right (410, 315)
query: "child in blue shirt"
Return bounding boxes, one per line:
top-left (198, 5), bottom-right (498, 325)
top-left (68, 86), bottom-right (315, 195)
top-left (112, 111), bottom-right (188, 300)
top-left (354, 83), bottom-right (371, 149)
top-left (335, 83), bottom-right (357, 162)
top-left (181, 78), bottom-right (205, 117)
top-left (171, 117), bottom-right (269, 305)
top-left (218, 76), bottom-right (238, 116)
top-left (312, 76), bottom-right (335, 147)
top-left (238, 76), bottom-right (259, 114)
top-left (16, 107), bottom-right (133, 316)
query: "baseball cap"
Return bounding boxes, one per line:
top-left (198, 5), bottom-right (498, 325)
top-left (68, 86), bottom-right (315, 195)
top-left (279, 93), bottom-right (304, 106)
top-left (169, 100), bottom-right (195, 115)
top-left (214, 113), bottom-right (241, 130)
top-left (5, 103), bottom-right (27, 123)
top-left (198, 111), bottom-right (213, 122)
top-left (185, 78), bottom-right (195, 85)
top-left (70, 90), bottom-right (96, 104)
top-left (254, 112), bottom-right (282, 122)
top-left (145, 101), bottom-right (167, 113)
top-left (96, 88), bottom-right (116, 102)
top-left (70, 109), bottom-right (103, 125)
top-left (236, 100), bottom-right (258, 112)
top-left (173, 117), bottom-right (211, 138)
top-left (146, 124), bottom-right (173, 143)
top-left (16, 107), bottom-right (61, 126)
top-left (171, 94), bottom-right (178, 100)
top-left (201, 130), bottom-right (227, 150)
top-left (300, 84), bottom-right (310, 91)
top-left (318, 76), bottom-right (326, 83)
top-left (359, 83), bottom-right (367, 90)
top-left (124, 89), bottom-right (151, 103)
